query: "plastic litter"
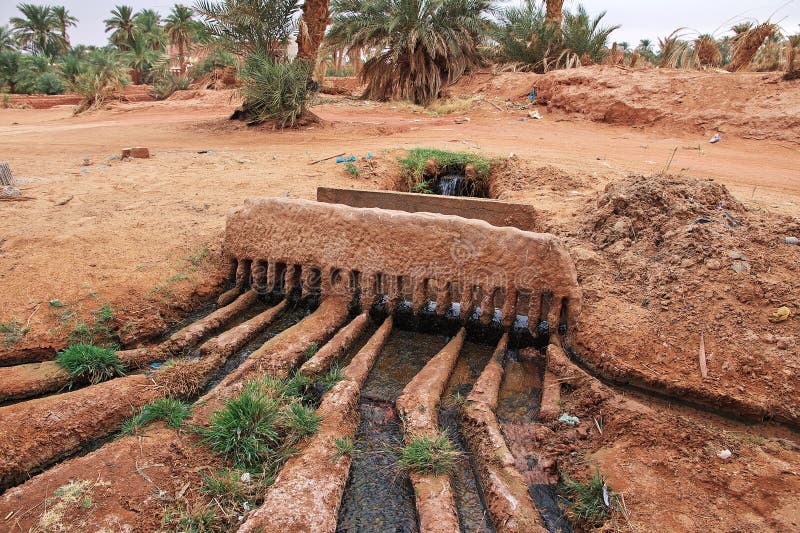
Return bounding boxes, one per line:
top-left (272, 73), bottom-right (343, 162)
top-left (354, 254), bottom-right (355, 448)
top-left (694, 217), bottom-right (713, 223)
top-left (602, 483), bottom-right (611, 507)
top-left (365, 153), bottom-right (373, 159)
top-left (150, 362), bottom-right (162, 369)
top-left (717, 449), bottom-right (732, 459)
top-left (97, 164), bottom-right (109, 169)
top-left (558, 413), bottom-right (579, 425)
top-left (709, 133), bottom-right (722, 144)
top-left (335, 156), bottom-right (356, 163)
top-left (786, 237), bottom-right (799, 245)
top-left (80, 168), bottom-right (90, 174)
top-left (769, 306), bottom-right (792, 323)
top-left (528, 90), bottom-right (536, 101)
top-left (528, 111), bottom-right (542, 119)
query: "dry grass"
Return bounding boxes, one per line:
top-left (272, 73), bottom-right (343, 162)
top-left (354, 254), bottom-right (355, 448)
top-left (727, 22), bottom-right (777, 72)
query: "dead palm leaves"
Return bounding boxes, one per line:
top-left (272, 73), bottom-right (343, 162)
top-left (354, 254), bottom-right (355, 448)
top-left (727, 22), bottom-right (777, 72)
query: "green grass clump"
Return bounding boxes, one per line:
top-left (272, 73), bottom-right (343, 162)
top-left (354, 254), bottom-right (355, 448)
top-left (0, 320), bottom-right (28, 347)
top-left (56, 344), bottom-right (125, 384)
top-left (399, 148), bottom-right (493, 193)
top-left (560, 469), bottom-right (616, 527)
top-left (400, 433), bottom-right (460, 476)
top-left (121, 398), bottom-right (192, 436)
top-left (68, 304), bottom-right (117, 347)
top-left (332, 436), bottom-right (354, 461)
top-left (318, 363), bottom-right (344, 393)
top-left (344, 162), bottom-right (360, 176)
top-left (196, 375), bottom-right (322, 474)
top-left (303, 342), bottom-right (319, 360)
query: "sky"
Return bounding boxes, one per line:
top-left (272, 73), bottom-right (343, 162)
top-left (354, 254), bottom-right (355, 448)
top-left (1, 0), bottom-right (798, 48)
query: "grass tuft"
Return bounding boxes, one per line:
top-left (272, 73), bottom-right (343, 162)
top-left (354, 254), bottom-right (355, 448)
top-left (303, 342), bottom-right (319, 360)
top-left (283, 403), bottom-right (321, 438)
top-left (344, 162), bottom-right (360, 176)
top-left (560, 469), bottom-right (617, 527)
top-left (56, 343), bottom-right (125, 384)
top-left (399, 148), bottom-right (493, 194)
top-left (318, 362), bottom-right (344, 393)
top-left (400, 432), bottom-right (460, 476)
top-left (68, 304), bottom-right (117, 347)
top-left (0, 320), bottom-right (28, 347)
top-left (332, 436), bottom-right (354, 461)
top-left (122, 398), bottom-right (192, 436)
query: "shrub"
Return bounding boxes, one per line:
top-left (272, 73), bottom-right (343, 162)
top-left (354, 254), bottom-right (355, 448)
top-left (56, 343), bottom-right (125, 384)
top-left (400, 433), bottom-right (459, 476)
top-left (149, 73), bottom-right (190, 100)
top-left (237, 49), bottom-right (313, 127)
top-left (68, 48), bottom-right (130, 112)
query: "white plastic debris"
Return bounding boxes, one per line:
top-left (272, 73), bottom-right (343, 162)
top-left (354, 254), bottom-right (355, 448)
top-left (240, 472), bottom-right (251, 483)
top-left (558, 413), bottom-right (580, 425)
top-left (709, 133), bottom-right (722, 144)
top-left (602, 482), bottom-right (611, 507)
top-left (717, 449), bottom-right (732, 459)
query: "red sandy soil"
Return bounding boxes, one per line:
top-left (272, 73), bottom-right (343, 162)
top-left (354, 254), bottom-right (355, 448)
top-left (3, 85), bottom-right (154, 110)
top-left (0, 66), bottom-right (799, 531)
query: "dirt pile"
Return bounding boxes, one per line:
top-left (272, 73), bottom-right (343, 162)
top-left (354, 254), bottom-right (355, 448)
top-left (451, 66), bottom-right (800, 143)
top-left (490, 159), bottom-right (586, 198)
top-left (568, 174), bottom-right (800, 423)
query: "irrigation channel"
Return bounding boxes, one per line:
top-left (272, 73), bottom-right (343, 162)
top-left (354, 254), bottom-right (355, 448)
top-left (0, 284), bottom-right (574, 532)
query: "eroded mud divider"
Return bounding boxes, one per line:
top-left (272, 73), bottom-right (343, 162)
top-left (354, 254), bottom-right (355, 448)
top-left (238, 317), bottom-right (393, 532)
top-left (0, 297), bottom-right (290, 493)
top-left (0, 291), bottom-right (264, 405)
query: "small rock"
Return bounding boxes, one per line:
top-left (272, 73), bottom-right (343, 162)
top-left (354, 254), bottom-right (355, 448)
top-left (0, 185), bottom-right (21, 197)
top-left (121, 147), bottom-right (150, 159)
top-left (717, 449), bottom-right (732, 459)
top-left (777, 339), bottom-right (789, 350)
top-left (705, 258), bottom-right (723, 271)
top-left (731, 261), bottom-right (750, 274)
top-left (240, 472), bottom-right (251, 483)
top-left (728, 250), bottom-right (746, 261)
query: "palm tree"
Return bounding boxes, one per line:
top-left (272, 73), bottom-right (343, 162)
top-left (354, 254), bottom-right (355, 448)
top-left (105, 5), bottom-right (136, 50)
top-left (545, 0), bottom-right (564, 26)
top-left (0, 50), bottom-right (21, 92)
top-left (560, 5), bottom-right (620, 65)
top-left (194, 0), bottom-right (300, 57)
top-left (51, 6), bottom-right (78, 48)
top-left (124, 34), bottom-right (160, 83)
top-left (164, 5), bottom-right (196, 75)
top-left (134, 9), bottom-right (165, 50)
top-left (0, 25), bottom-right (16, 52)
top-left (10, 3), bottom-right (64, 56)
top-left (328, 0), bottom-right (491, 105)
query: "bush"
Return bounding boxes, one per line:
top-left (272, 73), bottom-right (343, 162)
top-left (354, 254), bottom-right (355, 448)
top-left (149, 73), bottom-right (190, 100)
top-left (237, 49), bottom-right (312, 127)
top-left (33, 72), bottom-right (65, 95)
top-left (56, 343), bottom-right (126, 384)
top-left (68, 48), bottom-right (130, 112)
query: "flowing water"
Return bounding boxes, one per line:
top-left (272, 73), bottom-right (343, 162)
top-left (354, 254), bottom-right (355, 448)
top-left (436, 174), bottom-right (469, 196)
top-left (337, 329), bottom-right (449, 532)
top-left (439, 341), bottom-right (495, 532)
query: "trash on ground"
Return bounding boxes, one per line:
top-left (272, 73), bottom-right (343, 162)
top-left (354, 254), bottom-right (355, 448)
top-left (80, 168), bottom-right (90, 174)
top-left (97, 165), bottom-right (109, 169)
top-left (365, 153), bottom-right (373, 159)
top-left (769, 306), bottom-right (792, 323)
top-left (709, 133), bottom-right (722, 143)
top-left (695, 217), bottom-right (713, 223)
top-left (454, 117), bottom-right (470, 124)
top-left (528, 90), bottom-right (536, 102)
top-left (149, 362), bottom-right (162, 369)
top-left (335, 156), bottom-right (357, 163)
top-left (528, 111), bottom-right (542, 119)
top-left (558, 413), bottom-right (580, 425)
top-left (717, 449), bottom-right (732, 459)
top-left (786, 237), bottom-right (799, 245)
top-left (602, 483), bottom-right (611, 507)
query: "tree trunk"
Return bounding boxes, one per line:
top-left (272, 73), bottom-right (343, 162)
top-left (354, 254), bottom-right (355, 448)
top-left (545, 0), bottom-right (564, 26)
top-left (297, 0), bottom-right (329, 64)
top-left (178, 42), bottom-right (185, 75)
